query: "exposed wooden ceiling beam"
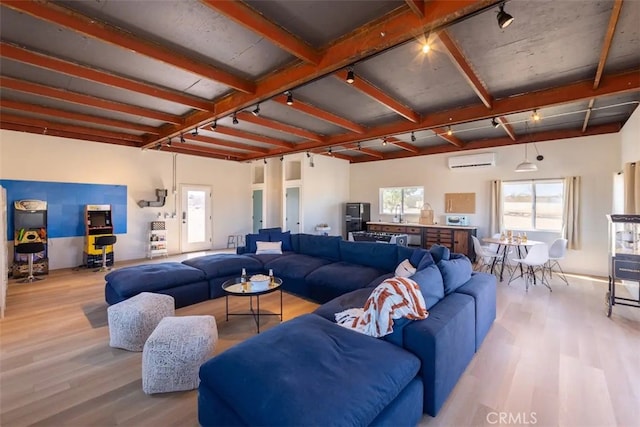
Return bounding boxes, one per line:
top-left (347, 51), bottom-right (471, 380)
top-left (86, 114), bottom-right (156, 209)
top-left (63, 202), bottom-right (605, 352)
top-left (1, 0), bottom-right (255, 93)
top-left (0, 122), bottom-right (140, 148)
top-left (0, 42), bottom-right (214, 112)
top-left (185, 133), bottom-right (270, 154)
top-left (387, 137), bottom-right (419, 153)
top-left (169, 142), bottom-right (247, 160)
top-left (163, 145), bottom-right (241, 161)
top-left (273, 97), bottom-right (366, 133)
top-left (594, 0), bottom-right (624, 90)
top-left (325, 152), bottom-right (354, 162)
top-left (1, 76), bottom-right (182, 124)
top-left (0, 100), bottom-right (160, 135)
top-left (147, 0), bottom-right (501, 144)
top-left (1, 113), bottom-right (144, 142)
top-left (496, 116), bottom-right (516, 141)
top-left (344, 144), bottom-right (385, 159)
top-left (201, 0), bottom-right (321, 65)
top-left (212, 125), bottom-right (295, 149)
top-left (334, 71), bottom-right (420, 123)
top-left (236, 111), bottom-right (325, 142)
top-left (433, 127), bottom-right (465, 147)
top-left (405, 0), bottom-right (425, 17)
top-left (350, 123), bottom-right (623, 163)
top-left (582, 99), bottom-right (596, 132)
top-left (437, 30), bottom-right (493, 109)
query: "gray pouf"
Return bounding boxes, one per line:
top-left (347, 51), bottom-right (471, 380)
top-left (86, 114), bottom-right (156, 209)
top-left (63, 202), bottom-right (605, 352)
top-left (142, 315), bottom-right (218, 394)
top-left (107, 292), bottom-right (175, 351)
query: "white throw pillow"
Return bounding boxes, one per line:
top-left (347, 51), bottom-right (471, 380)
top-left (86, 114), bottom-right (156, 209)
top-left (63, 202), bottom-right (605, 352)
top-left (395, 259), bottom-right (416, 278)
top-left (255, 241), bottom-right (283, 255)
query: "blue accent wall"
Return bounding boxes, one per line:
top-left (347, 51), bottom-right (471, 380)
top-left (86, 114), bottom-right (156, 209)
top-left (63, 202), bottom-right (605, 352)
top-left (0, 179), bottom-right (127, 238)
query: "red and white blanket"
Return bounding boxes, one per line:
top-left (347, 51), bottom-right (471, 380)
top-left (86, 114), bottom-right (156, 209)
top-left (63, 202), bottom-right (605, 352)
top-left (335, 277), bottom-right (428, 337)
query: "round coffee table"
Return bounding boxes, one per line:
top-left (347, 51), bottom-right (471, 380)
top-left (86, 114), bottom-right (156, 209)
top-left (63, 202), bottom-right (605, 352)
top-left (221, 276), bottom-right (283, 333)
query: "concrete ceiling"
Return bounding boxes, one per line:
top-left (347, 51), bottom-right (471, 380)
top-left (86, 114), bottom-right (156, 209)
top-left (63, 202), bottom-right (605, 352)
top-left (0, 0), bottom-right (638, 163)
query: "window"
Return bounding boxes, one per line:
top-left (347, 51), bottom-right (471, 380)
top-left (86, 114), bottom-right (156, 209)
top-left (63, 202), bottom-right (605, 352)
top-left (379, 186), bottom-right (424, 216)
top-left (502, 179), bottom-right (564, 231)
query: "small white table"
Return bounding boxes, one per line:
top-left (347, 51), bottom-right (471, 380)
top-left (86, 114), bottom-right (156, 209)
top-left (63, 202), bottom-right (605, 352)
top-left (482, 237), bottom-right (544, 281)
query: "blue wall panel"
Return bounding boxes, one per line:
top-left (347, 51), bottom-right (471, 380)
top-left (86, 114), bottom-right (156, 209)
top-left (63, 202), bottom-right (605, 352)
top-left (0, 179), bottom-right (127, 238)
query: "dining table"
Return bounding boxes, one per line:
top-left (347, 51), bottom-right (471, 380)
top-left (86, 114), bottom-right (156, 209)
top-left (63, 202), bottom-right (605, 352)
top-left (481, 237), bottom-right (545, 282)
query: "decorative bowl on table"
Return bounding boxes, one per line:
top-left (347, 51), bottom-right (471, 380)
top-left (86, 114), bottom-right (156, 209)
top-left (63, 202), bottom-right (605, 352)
top-left (250, 274), bottom-right (270, 291)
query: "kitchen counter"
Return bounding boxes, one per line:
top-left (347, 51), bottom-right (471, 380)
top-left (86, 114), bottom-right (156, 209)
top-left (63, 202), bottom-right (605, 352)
top-left (367, 221), bottom-right (477, 230)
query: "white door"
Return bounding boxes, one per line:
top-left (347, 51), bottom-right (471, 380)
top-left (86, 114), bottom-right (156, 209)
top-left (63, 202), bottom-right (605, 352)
top-left (285, 187), bottom-right (301, 233)
top-left (180, 184), bottom-right (212, 252)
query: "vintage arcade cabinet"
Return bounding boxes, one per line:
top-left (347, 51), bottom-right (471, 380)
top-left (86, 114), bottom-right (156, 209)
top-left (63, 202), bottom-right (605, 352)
top-left (83, 204), bottom-right (115, 268)
top-left (12, 200), bottom-right (48, 278)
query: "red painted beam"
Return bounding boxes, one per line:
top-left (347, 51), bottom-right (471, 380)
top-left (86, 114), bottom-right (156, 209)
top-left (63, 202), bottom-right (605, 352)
top-left (212, 125), bottom-right (295, 149)
top-left (324, 151), bottom-right (354, 162)
top-left (0, 42), bottom-right (214, 112)
top-left (170, 141), bottom-right (247, 160)
top-left (164, 145), bottom-right (242, 161)
top-left (274, 97), bottom-right (366, 133)
top-left (405, 0), bottom-right (425, 17)
top-left (1, 0), bottom-right (255, 93)
top-left (186, 133), bottom-right (270, 154)
top-left (1, 99), bottom-right (160, 135)
top-left (343, 144), bottom-right (385, 159)
top-left (594, 0), bottom-right (623, 89)
top-left (387, 137), bottom-right (419, 153)
top-left (433, 127), bottom-right (464, 148)
top-left (1, 76), bottom-right (182, 124)
top-left (334, 71), bottom-right (420, 123)
top-left (496, 116), bottom-right (516, 141)
top-left (201, 0), bottom-right (321, 65)
top-left (1, 113), bottom-right (144, 142)
top-left (236, 111), bottom-right (324, 142)
top-left (437, 30), bottom-right (493, 109)
top-left (0, 122), bottom-right (140, 148)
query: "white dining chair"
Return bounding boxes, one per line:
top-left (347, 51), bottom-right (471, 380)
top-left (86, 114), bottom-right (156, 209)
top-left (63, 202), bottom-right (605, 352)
top-left (471, 236), bottom-right (502, 274)
top-left (508, 243), bottom-right (551, 292)
top-left (547, 238), bottom-right (569, 285)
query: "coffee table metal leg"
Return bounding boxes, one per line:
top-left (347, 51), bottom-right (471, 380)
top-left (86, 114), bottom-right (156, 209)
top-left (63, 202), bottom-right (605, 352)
top-left (256, 295), bottom-right (260, 333)
top-left (280, 289), bottom-right (283, 321)
top-left (225, 295), bottom-right (229, 322)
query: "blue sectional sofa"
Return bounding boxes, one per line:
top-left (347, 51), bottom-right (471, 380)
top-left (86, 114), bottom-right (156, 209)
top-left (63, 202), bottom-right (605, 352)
top-left (104, 231), bottom-right (496, 423)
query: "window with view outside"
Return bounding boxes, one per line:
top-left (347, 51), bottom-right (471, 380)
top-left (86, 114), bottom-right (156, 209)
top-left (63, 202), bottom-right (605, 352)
top-left (380, 187), bottom-right (424, 215)
top-left (502, 180), bottom-right (564, 231)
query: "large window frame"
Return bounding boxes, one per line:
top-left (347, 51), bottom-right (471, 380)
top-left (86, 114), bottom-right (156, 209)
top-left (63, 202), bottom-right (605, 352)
top-left (502, 179), bottom-right (565, 232)
top-left (379, 186), bottom-right (424, 217)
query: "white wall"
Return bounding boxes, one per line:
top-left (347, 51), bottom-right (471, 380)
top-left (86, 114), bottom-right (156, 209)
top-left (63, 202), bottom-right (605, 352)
top-left (350, 133), bottom-right (622, 277)
top-left (620, 106), bottom-right (640, 164)
top-left (0, 130), bottom-right (251, 269)
top-left (266, 159), bottom-right (283, 228)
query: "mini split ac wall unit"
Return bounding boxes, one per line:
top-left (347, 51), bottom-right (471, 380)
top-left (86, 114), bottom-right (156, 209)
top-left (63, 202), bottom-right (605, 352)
top-left (447, 152), bottom-right (496, 170)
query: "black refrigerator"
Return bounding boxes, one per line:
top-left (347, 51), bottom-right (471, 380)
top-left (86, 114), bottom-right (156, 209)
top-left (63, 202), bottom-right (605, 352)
top-left (345, 203), bottom-right (371, 238)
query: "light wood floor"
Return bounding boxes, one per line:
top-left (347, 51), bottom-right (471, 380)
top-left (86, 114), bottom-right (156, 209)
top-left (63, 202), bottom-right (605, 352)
top-left (1, 256), bottom-right (639, 427)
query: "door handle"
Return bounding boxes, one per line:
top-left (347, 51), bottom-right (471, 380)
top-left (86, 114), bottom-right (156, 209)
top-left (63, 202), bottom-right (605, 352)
top-left (182, 212), bottom-right (186, 223)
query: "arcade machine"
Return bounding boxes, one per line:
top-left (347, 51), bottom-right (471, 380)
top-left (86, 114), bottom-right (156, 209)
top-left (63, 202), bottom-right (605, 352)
top-left (12, 200), bottom-right (48, 278)
top-left (83, 204), bottom-right (115, 268)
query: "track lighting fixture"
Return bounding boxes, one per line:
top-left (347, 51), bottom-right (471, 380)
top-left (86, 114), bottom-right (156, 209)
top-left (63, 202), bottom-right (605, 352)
top-left (306, 151), bottom-right (311, 158)
top-left (285, 91), bottom-right (294, 105)
top-left (179, 134), bottom-right (185, 143)
top-left (191, 128), bottom-right (199, 136)
top-left (280, 155), bottom-right (284, 161)
top-left (491, 118), bottom-right (500, 128)
top-left (382, 137), bottom-right (388, 146)
top-left (167, 138), bottom-right (172, 147)
top-left (328, 147), bottom-right (333, 156)
top-left (411, 132), bottom-right (416, 142)
top-left (252, 104), bottom-right (260, 117)
top-left (156, 143), bottom-right (162, 151)
top-left (532, 109), bottom-right (541, 122)
top-left (497, 3), bottom-right (514, 29)
top-left (346, 67), bottom-right (355, 84)
top-left (421, 43), bottom-right (430, 54)
top-left (211, 120), bottom-right (217, 131)
top-left (447, 127), bottom-right (453, 136)
top-left (263, 158), bottom-right (267, 164)
top-left (232, 113), bottom-right (239, 125)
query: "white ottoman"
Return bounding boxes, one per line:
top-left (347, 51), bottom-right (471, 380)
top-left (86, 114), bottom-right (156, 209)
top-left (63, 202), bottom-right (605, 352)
top-left (107, 292), bottom-right (175, 351)
top-left (142, 315), bottom-right (218, 394)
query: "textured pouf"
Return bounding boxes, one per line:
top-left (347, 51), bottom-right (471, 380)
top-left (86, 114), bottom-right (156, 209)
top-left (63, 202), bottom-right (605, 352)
top-left (107, 292), bottom-right (175, 351)
top-left (142, 315), bottom-right (218, 394)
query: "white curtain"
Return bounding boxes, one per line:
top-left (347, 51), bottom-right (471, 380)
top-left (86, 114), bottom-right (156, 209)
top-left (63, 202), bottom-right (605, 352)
top-left (490, 180), bottom-right (502, 236)
top-left (623, 162), bottom-right (640, 214)
top-left (563, 176), bottom-right (581, 250)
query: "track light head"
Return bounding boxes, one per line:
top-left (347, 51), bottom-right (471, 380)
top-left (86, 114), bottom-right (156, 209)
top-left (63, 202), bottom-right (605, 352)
top-left (346, 68), bottom-right (355, 84)
top-left (411, 132), bottom-right (416, 142)
top-left (497, 4), bottom-right (514, 29)
top-left (166, 138), bottom-right (172, 147)
top-left (532, 109), bottom-right (541, 122)
top-left (263, 158), bottom-right (267, 164)
top-left (179, 134), bottom-right (185, 144)
top-left (328, 147), bottom-right (333, 155)
top-left (156, 143), bottom-right (162, 151)
top-left (306, 151), bottom-right (311, 158)
top-left (447, 127), bottom-right (453, 136)
top-left (211, 120), bottom-right (217, 131)
top-left (382, 138), bottom-right (387, 146)
top-left (491, 118), bottom-right (500, 128)
top-left (421, 43), bottom-right (430, 54)
top-left (252, 104), bottom-right (260, 117)
top-left (280, 155), bottom-right (284, 161)
top-left (232, 113), bottom-right (239, 125)
top-left (191, 128), bottom-right (199, 136)
top-left (285, 91), bottom-right (293, 105)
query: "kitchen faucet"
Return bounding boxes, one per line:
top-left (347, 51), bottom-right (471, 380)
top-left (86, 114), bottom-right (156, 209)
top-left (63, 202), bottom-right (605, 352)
top-left (394, 204), bottom-right (403, 223)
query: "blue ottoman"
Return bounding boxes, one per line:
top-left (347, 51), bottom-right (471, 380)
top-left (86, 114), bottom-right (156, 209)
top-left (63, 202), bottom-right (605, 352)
top-left (105, 262), bottom-right (208, 308)
top-left (198, 313), bottom-right (423, 426)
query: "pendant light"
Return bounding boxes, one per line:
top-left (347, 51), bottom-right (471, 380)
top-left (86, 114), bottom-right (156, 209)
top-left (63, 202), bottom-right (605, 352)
top-left (515, 144), bottom-right (538, 172)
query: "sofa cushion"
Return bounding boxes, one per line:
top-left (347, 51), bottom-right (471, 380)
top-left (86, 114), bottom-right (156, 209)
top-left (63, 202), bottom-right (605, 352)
top-left (255, 241), bottom-right (282, 255)
top-left (455, 272), bottom-right (497, 350)
top-left (395, 259), bottom-right (416, 277)
top-left (199, 314), bottom-right (420, 426)
top-left (398, 247), bottom-right (430, 268)
top-left (298, 234), bottom-right (341, 261)
top-left (246, 252), bottom-right (289, 266)
top-left (258, 227), bottom-right (282, 234)
top-left (416, 251), bottom-right (435, 270)
top-left (245, 233), bottom-right (270, 253)
top-left (429, 244), bottom-right (451, 263)
top-left (182, 254), bottom-right (262, 279)
top-left (409, 264), bottom-right (445, 309)
top-left (339, 240), bottom-right (398, 272)
top-left (269, 230), bottom-right (292, 251)
top-left (306, 261), bottom-right (387, 303)
top-left (264, 253), bottom-right (332, 279)
top-left (105, 262), bottom-right (206, 298)
top-left (437, 255), bottom-right (473, 295)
